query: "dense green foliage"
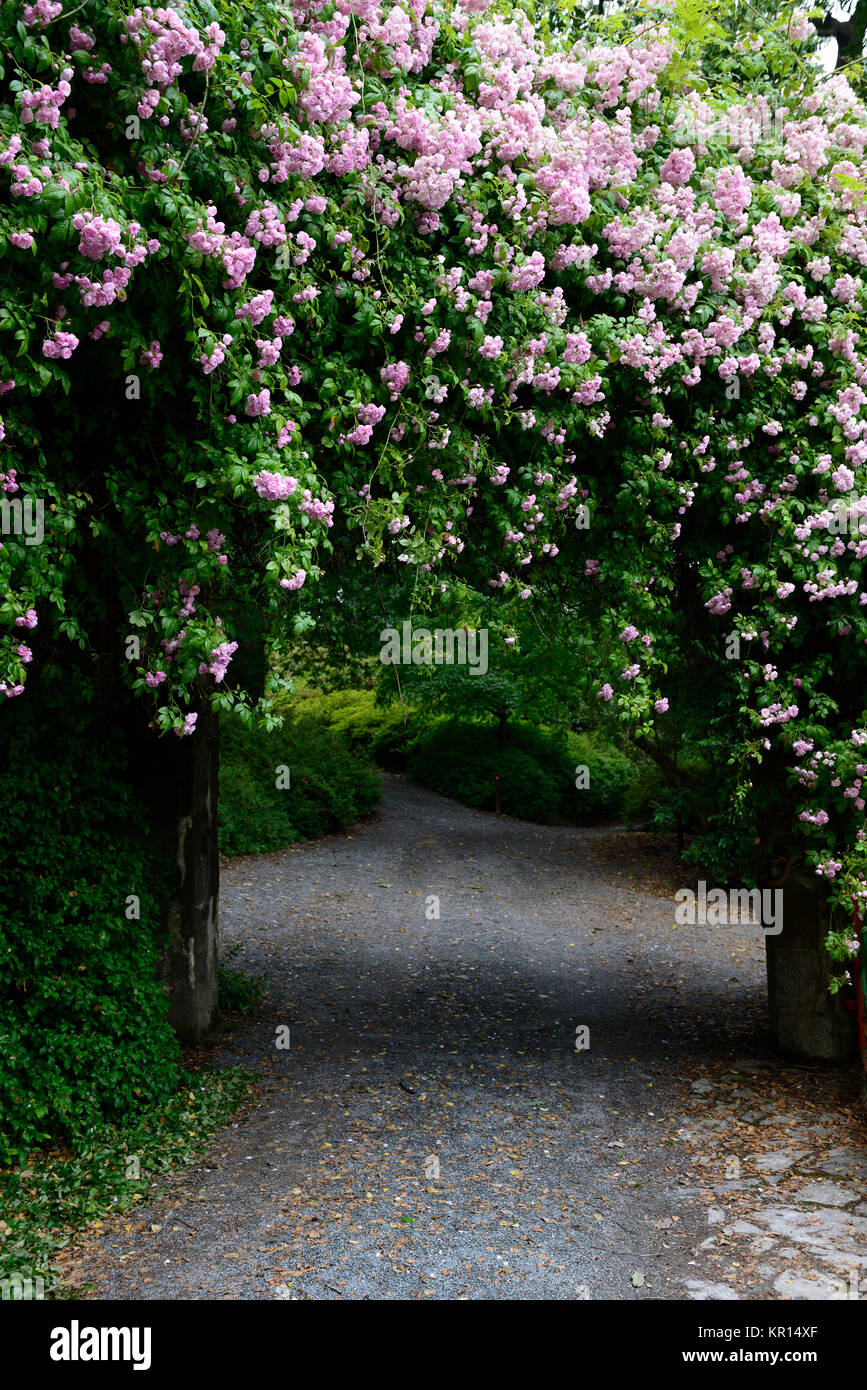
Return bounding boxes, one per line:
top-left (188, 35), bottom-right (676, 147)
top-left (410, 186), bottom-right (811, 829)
top-left (404, 717), bottom-right (636, 821)
top-left (406, 718), bottom-right (563, 819)
top-left (0, 672), bottom-right (179, 1164)
top-left (289, 685), bottom-right (411, 764)
top-left (0, 1065), bottom-right (250, 1298)
top-left (218, 709), bottom-right (382, 855)
top-left (566, 731), bottom-right (637, 821)
top-left (221, 670), bottom-right (644, 827)
top-left (4, 0), bottom-right (867, 956)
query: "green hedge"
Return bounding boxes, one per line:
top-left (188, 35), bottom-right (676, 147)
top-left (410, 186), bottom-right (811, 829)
top-left (218, 711), bottom-right (382, 856)
top-left (622, 761), bottom-right (668, 825)
top-left (256, 687), bottom-right (660, 828)
top-left (0, 1066), bottom-right (251, 1298)
top-left (0, 670), bottom-right (179, 1165)
top-left (565, 732), bottom-right (636, 821)
top-left (406, 722), bottom-right (559, 819)
top-left (287, 687), bottom-right (411, 765)
top-left (404, 720), bottom-right (636, 823)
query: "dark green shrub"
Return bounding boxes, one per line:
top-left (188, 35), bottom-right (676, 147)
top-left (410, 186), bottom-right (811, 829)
top-left (564, 733), bottom-right (635, 821)
top-left (622, 761), bottom-right (668, 824)
top-left (0, 1065), bottom-right (251, 1298)
top-left (218, 712), bottom-right (382, 855)
top-left (0, 669), bottom-right (179, 1165)
top-left (496, 748), bottom-right (562, 821)
top-left (405, 720), bottom-right (649, 823)
top-left (406, 719), bottom-right (564, 821)
top-left (369, 706), bottom-right (413, 768)
top-left (621, 749), bottom-right (714, 829)
top-left (285, 687), bottom-right (411, 767)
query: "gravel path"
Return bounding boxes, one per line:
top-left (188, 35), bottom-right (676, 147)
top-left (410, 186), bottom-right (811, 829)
top-left (67, 775), bottom-right (867, 1301)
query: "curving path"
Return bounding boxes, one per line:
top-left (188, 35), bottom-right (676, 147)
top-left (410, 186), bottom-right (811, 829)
top-left (68, 775), bottom-right (867, 1301)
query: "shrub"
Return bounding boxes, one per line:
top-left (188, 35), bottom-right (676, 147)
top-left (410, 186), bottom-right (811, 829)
top-left (0, 670), bottom-right (179, 1165)
top-left (286, 687), bottom-right (411, 767)
top-left (406, 719), bottom-right (565, 821)
top-left (218, 712), bottom-right (382, 856)
top-left (621, 751), bottom-right (714, 830)
top-left (405, 719), bottom-right (651, 823)
top-left (496, 748), bottom-right (563, 821)
top-left (0, 1065), bottom-right (251, 1298)
top-left (622, 761), bottom-right (669, 825)
top-left (369, 707), bottom-right (414, 768)
top-left (564, 733), bottom-right (636, 821)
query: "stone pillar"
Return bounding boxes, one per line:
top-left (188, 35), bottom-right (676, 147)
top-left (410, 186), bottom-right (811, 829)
top-left (765, 867), bottom-right (856, 1062)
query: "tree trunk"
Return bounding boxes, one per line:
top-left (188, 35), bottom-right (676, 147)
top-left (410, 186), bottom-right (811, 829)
top-left (135, 702), bottom-right (221, 1042)
top-left (815, 3), bottom-right (867, 68)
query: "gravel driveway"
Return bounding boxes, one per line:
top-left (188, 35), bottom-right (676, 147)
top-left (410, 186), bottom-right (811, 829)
top-left (67, 774), bottom-right (867, 1301)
